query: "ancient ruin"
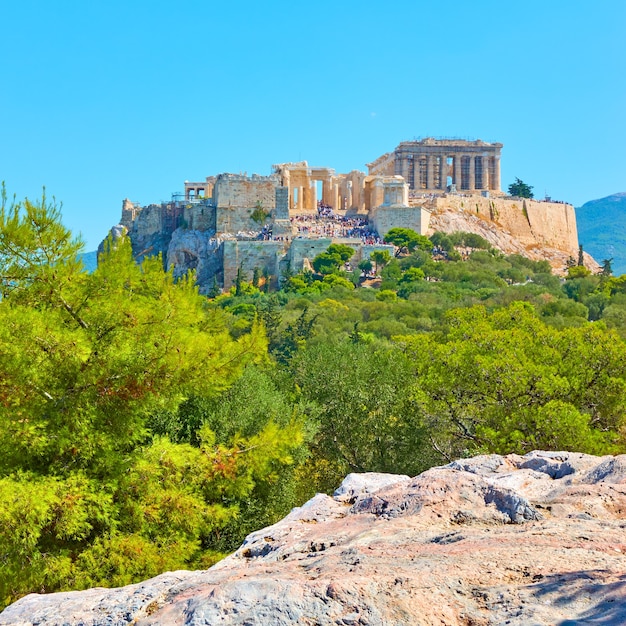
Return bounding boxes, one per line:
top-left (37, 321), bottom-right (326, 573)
top-left (368, 137), bottom-right (502, 194)
top-left (110, 138), bottom-right (579, 292)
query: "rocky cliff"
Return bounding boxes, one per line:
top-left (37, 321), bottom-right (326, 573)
top-left (428, 202), bottom-right (599, 274)
top-left (3, 451), bottom-right (625, 626)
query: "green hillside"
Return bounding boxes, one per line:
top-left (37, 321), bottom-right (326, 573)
top-left (576, 192), bottom-right (626, 276)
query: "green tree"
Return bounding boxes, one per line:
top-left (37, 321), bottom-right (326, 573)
top-left (312, 244), bottom-right (354, 275)
top-left (370, 249), bottom-right (392, 274)
top-left (384, 228), bottom-right (433, 256)
top-left (292, 339), bottom-right (435, 477)
top-left (401, 302), bottom-right (625, 460)
top-left (312, 252), bottom-right (342, 275)
top-left (358, 258), bottom-right (373, 276)
top-left (600, 258), bottom-right (613, 277)
top-left (507, 177), bottom-right (534, 198)
top-left (326, 243), bottom-right (355, 263)
top-left (0, 193), bottom-right (305, 605)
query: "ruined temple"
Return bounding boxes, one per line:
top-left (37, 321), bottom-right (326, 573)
top-left (109, 138), bottom-right (581, 293)
top-left (368, 138), bottom-right (502, 194)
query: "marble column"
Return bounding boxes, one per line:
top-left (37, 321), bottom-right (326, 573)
top-left (482, 156), bottom-right (490, 191)
top-left (440, 156), bottom-right (449, 190)
top-left (322, 178), bottom-right (331, 205)
top-left (413, 159), bottom-right (421, 190)
top-left (493, 157), bottom-right (501, 191)
top-left (454, 156), bottom-right (462, 190)
top-left (427, 155), bottom-right (435, 190)
top-left (299, 186), bottom-right (305, 210)
top-left (311, 181), bottom-right (317, 210)
top-left (468, 156), bottom-right (476, 191)
top-left (401, 157), bottom-right (410, 183)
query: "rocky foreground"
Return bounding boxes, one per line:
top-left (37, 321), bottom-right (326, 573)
top-left (2, 451), bottom-right (625, 625)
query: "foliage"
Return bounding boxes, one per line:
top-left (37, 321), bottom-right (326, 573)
top-left (0, 194), bottom-right (300, 606)
top-left (400, 302), bottom-right (625, 460)
top-left (250, 201), bottom-right (270, 224)
top-left (6, 187), bottom-right (626, 606)
top-left (507, 177), bottom-right (534, 198)
top-left (291, 340), bottom-right (436, 477)
top-left (311, 244), bottom-right (354, 276)
top-left (358, 258), bottom-right (373, 275)
top-left (384, 228), bottom-right (432, 255)
top-left (370, 249), bottom-right (392, 273)
top-left (326, 243), bottom-right (355, 263)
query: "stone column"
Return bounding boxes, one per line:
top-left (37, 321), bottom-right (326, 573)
top-left (413, 159), bottom-right (421, 190)
top-left (426, 155), bottom-right (435, 190)
top-left (468, 156), bottom-right (476, 191)
top-left (453, 155), bottom-right (462, 191)
top-left (372, 179), bottom-right (384, 207)
top-left (493, 157), bottom-right (501, 191)
top-left (346, 181), bottom-right (353, 210)
top-left (400, 157), bottom-right (410, 183)
top-left (333, 183), bottom-right (340, 210)
top-left (440, 156), bottom-right (449, 190)
top-left (482, 156), bottom-right (490, 191)
top-left (322, 178), bottom-right (331, 205)
top-left (311, 181), bottom-right (317, 210)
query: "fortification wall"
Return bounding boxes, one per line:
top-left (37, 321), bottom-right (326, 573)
top-left (287, 238), bottom-right (394, 272)
top-left (125, 204), bottom-right (163, 237)
top-left (214, 176), bottom-right (280, 235)
top-left (221, 238), bottom-right (396, 290)
top-left (222, 240), bottom-right (288, 289)
top-left (524, 199), bottom-right (578, 253)
top-left (288, 238), bottom-right (334, 272)
top-left (183, 203), bottom-right (216, 232)
top-left (370, 206), bottom-right (431, 238)
top-left (214, 176), bottom-right (278, 210)
top-left (430, 196), bottom-right (578, 254)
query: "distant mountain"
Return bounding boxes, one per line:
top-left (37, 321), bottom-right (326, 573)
top-left (80, 250), bottom-right (98, 273)
top-left (576, 192), bottom-right (626, 276)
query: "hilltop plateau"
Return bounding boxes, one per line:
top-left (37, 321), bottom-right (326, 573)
top-left (3, 451), bottom-right (625, 626)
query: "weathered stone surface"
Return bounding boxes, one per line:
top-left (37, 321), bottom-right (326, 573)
top-left (166, 228), bottom-right (222, 293)
top-left (3, 451), bottom-right (625, 626)
top-left (428, 202), bottom-right (599, 274)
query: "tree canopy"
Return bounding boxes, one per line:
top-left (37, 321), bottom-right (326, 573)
top-left (507, 177), bottom-right (534, 198)
top-left (3, 191), bottom-right (626, 608)
top-left (0, 193), bottom-right (305, 606)
top-left (384, 228), bottom-right (434, 256)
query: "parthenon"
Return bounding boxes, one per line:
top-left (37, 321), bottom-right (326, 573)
top-left (367, 138), bottom-right (502, 193)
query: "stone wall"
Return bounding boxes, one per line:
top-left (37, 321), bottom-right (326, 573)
top-left (214, 175), bottom-right (280, 235)
top-left (124, 204), bottom-right (163, 237)
top-left (183, 202), bottom-right (216, 232)
top-left (222, 240), bottom-right (288, 289)
top-left (221, 238), bottom-right (396, 290)
top-left (370, 205), bottom-right (431, 237)
top-left (287, 238), bottom-right (394, 273)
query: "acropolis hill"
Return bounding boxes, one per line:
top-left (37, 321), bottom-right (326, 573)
top-left (109, 138), bottom-right (583, 292)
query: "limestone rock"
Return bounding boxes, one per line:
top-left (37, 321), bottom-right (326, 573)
top-left (429, 206), bottom-right (601, 274)
top-left (166, 228), bottom-right (222, 293)
top-left (2, 451), bottom-right (626, 625)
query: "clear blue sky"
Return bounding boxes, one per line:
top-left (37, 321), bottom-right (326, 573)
top-left (2, 0), bottom-right (625, 250)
